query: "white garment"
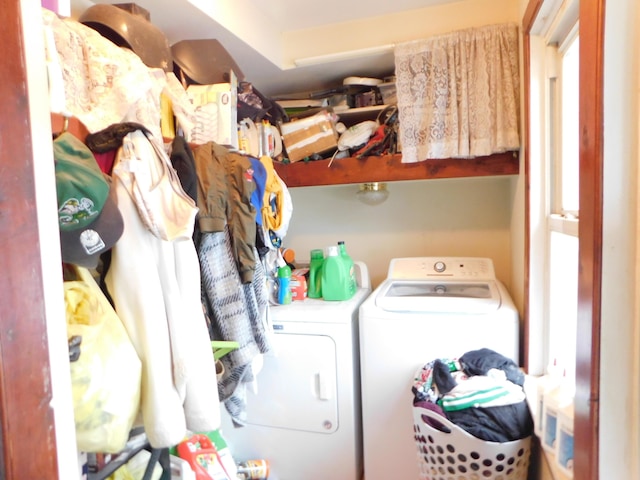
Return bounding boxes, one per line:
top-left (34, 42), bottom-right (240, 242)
top-left (113, 130), bottom-right (197, 241)
top-left (106, 131), bottom-right (220, 448)
top-left (43, 8), bottom-right (165, 140)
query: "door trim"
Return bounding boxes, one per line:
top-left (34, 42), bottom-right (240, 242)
top-left (0, 1), bottom-right (60, 478)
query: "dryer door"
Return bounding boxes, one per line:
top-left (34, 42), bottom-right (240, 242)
top-left (244, 332), bottom-right (338, 433)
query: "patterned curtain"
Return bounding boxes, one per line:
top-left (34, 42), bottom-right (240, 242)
top-left (395, 23), bottom-right (520, 163)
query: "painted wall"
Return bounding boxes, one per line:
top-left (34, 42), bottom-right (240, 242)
top-left (283, 177), bottom-right (516, 291)
top-left (599, 0), bottom-right (640, 477)
top-left (282, 0), bottom-right (520, 69)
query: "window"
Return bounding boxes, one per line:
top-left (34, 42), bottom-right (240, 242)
top-left (546, 34), bottom-right (579, 383)
top-left (526, 10), bottom-right (580, 476)
top-left (528, 0), bottom-right (580, 383)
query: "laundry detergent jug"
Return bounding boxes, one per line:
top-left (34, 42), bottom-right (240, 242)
top-left (321, 245), bottom-right (354, 301)
top-left (307, 249), bottom-right (324, 299)
top-left (338, 240), bottom-right (357, 298)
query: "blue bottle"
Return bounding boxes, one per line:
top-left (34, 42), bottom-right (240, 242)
top-left (277, 265), bottom-right (292, 305)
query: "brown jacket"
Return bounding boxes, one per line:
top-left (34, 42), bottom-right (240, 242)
top-left (194, 141), bottom-right (257, 283)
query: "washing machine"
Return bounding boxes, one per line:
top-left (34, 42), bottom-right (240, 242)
top-left (359, 257), bottom-right (520, 480)
top-left (220, 263), bottom-right (371, 480)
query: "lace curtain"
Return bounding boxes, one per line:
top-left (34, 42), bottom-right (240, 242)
top-left (395, 23), bottom-right (520, 163)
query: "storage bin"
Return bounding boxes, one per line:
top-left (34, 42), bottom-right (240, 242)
top-left (413, 406), bottom-right (531, 480)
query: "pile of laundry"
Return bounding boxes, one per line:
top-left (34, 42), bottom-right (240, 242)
top-left (412, 348), bottom-right (534, 443)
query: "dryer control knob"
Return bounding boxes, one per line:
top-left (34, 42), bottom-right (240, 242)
top-left (434, 261), bottom-right (446, 273)
top-left (434, 285), bottom-right (446, 294)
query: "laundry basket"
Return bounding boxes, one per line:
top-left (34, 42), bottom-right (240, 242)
top-left (413, 405), bottom-right (531, 480)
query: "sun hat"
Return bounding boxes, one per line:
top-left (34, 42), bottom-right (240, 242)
top-left (79, 3), bottom-right (173, 71)
top-left (54, 132), bottom-right (124, 268)
top-left (171, 39), bottom-right (244, 86)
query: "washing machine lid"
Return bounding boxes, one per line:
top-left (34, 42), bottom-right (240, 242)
top-left (375, 279), bottom-right (501, 313)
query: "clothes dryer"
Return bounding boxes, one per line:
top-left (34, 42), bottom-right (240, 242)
top-left (220, 263), bottom-right (371, 480)
top-left (359, 257), bottom-right (520, 480)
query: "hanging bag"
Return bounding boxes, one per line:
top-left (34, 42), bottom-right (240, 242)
top-left (64, 265), bottom-right (142, 453)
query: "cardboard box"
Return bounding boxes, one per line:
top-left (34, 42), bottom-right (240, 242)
top-left (290, 270), bottom-right (308, 301)
top-left (185, 70), bottom-right (238, 148)
top-left (280, 110), bottom-right (338, 162)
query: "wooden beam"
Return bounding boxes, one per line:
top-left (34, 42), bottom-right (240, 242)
top-left (274, 151), bottom-right (519, 187)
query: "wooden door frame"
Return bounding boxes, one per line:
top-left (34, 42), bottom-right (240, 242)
top-left (522, 0), bottom-right (604, 479)
top-left (0, 0), bottom-right (607, 478)
top-left (0, 1), bottom-right (60, 478)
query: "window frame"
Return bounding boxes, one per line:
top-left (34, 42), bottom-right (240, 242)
top-left (545, 30), bottom-right (580, 383)
top-left (523, 0), bottom-right (604, 478)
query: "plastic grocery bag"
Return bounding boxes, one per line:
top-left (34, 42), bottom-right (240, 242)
top-left (64, 265), bottom-right (142, 453)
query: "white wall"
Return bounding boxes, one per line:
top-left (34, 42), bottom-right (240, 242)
top-left (599, 0), bottom-right (640, 477)
top-left (283, 176), bottom-right (515, 291)
top-left (282, 0), bottom-right (520, 69)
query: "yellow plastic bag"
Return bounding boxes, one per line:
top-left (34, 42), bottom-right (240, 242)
top-left (64, 265), bottom-right (142, 453)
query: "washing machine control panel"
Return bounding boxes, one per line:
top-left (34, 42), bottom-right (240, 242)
top-left (387, 257), bottom-right (496, 281)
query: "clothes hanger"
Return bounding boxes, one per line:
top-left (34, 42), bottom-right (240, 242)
top-left (211, 340), bottom-right (239, 361)
top-left (52, 114), bottom-right (70, 140)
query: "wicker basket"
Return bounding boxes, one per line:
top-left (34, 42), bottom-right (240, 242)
top-left (413, 406), bottom-right (531, 480)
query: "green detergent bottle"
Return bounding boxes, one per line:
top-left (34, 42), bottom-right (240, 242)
top-left (338, 240), bottom-right (357, 298)
top-left (321, 245), bottom-right (354, 301)
top-left (307, 249), bottom-right (324, 299)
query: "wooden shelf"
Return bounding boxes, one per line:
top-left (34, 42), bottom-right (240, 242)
top-left (273, 151), bottom-right (520, 187)
top-left (50, 113), bottom-right (520, 188)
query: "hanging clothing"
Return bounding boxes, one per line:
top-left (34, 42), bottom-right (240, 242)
top-left (194, 141), bottom-right (257, 284)
top-left (199, 227), bottom-right (272, 426)
top-left (193, 140), bottom-right (272, 425)
top-left (258, 154), bottom-right (284, 232)
top-left (105, 129), bottom-right (220, 448)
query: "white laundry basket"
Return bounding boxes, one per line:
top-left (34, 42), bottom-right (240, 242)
top-left (412, 406), bottom-right (531, 480)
